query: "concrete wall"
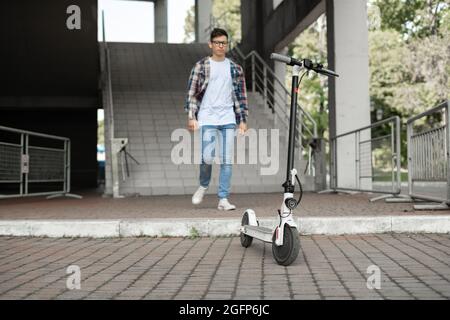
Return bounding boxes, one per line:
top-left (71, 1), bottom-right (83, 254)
top-left (154, 0), bottom-right (168, 42)
top-left (195, 0), bottom-right (212, 43)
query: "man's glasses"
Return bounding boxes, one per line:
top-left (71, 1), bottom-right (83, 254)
top-left (212, 41), bottom-right (228, 47)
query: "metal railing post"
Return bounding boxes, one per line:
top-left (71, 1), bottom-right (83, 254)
top-left (63, 140), bottom-right (68, 193)
top-left (263, 64), bottom-right (267, 109)
top-left (24, 134), bottom-right (29, 196)
top-left (446, 101), bottom-right (450, 202)
top-left (355, 131), bottom-right (360, 190)
top-left (67, 140), bottom-right (71, 194)
top-left (251, 54), bottom-right (255, 93)
top-left (20, 133), bottom-right (24, 196)
top-left (396, 116), bottom-right (401, 193)
top-left (407, 120), bottom-right (413, 196)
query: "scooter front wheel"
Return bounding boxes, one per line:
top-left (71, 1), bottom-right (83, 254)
top-left (272, 225), bottom-right (300, 266)
top-left (240, 212), bottom-right (253, 248)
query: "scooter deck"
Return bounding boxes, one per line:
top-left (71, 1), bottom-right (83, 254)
top-left (242, 225), bottom-right (273, 243)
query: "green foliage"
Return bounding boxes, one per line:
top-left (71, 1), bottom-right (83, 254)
top-left (368, 1), bottom-right (450, 167)
top-left (183, 4), bottom-right (195, 43)
top-left (189, 226), bottom-right (200, 239)
top-left (98, 119), bottom-right (104, 145)
top-left (369, 3), bottom-right (450, 115)
top-left (212, 0), bottom-right (241, 42)
top-left (183, 0), bottom-right (241, 43)
top-left (372, 0), bottom-right (449, 38)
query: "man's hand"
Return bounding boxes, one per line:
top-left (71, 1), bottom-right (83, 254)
top-left (188, 119), bottom-right (199, 131)
top-left (239, 122), bottom-right (248, 135)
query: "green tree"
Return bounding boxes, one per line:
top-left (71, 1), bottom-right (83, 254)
top-left (369, 1), bottom-right (449, 116)
top-left (98, 119), bottom-right (104, 146)
top-left (183, 5), bottom-right (195, 43)
top-left (368, 0), bottom-right (449, 167)
top-left (211, 0), bottom-right (241, 42)
top-left (183, 0), bottom-right (241, 44)
top-left (373, 0), bottom-right (449, 38)
top-left (287, 15), bottom-right (328, 138)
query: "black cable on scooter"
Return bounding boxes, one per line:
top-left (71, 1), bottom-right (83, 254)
top-left (293, 70), bottom-right (308, 207)
top-left (295, 173), bottom-right (303, 205)
top-left (297, 70), bottom-right (308, 87)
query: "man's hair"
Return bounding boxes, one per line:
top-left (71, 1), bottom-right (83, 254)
top-left (210, 28), bottom-right (228, 41)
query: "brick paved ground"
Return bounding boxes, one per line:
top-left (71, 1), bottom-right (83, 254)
top-left (0, 234), bottom-right (449, 300)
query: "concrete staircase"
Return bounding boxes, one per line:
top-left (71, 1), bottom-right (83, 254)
top-left (103, 43), bottom-right (314, 196)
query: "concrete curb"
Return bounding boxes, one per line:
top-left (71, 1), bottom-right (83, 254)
top-left (0, 220), bottom-right (120, 238)
top-left (0, 215), bottom-right (449, 238)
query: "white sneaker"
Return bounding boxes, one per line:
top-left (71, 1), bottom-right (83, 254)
top-left (192, 186), bottom-right (208, 205)
top-left (218, 198), bottom-right (236, 211)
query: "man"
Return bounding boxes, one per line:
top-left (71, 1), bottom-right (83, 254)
top-left (184, 28), bottom-right (248, 211)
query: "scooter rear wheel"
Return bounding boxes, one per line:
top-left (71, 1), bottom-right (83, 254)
top-left (272, 225), bottom-right (300, 266)
top-left (240, 212), bottom-right (253, 247)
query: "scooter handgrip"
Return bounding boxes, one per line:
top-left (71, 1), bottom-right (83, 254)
top-left (316, 68), bottom-right (339, 77)
top-left (270, 53), bottom-right (291, 64)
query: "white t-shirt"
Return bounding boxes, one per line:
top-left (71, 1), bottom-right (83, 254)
top-left (198, 57), bottom-right (236, 126)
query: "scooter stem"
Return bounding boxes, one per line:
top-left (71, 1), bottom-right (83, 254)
top-left (284, 65), bottom-right (302, 193)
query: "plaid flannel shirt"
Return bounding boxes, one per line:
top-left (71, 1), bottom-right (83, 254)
top-left (184, 56), bottom-right (248, 124)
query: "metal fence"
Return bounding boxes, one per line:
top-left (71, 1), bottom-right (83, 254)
top-left (328, 116), bottom-right (401, 200)
top-left (407, 100), bottom-right (450, 207)
top-left (0, 125), bottom-right (80, 199)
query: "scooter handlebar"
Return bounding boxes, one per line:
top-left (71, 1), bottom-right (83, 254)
top-left (270, 53), bottom-right (339, 77)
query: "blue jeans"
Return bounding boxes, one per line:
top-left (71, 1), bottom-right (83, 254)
top-left (199, 124), bottom-right (236, 199)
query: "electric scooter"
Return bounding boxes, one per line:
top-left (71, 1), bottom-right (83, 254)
top-left (239, 53), bottom-right (339, 266)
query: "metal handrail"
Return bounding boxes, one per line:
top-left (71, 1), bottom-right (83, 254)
top-left (233, 46), bottom-right (318, 139)
top-left (0, 125), bottom-right (69, 141)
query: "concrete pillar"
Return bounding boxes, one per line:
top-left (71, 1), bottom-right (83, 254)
top-left (326, 0), bottom-right (371, 190)
top-left (195, 0), bottom-right (212, 43)
top-left (313, 138), bottom-right (327, 191)
top-left (154, 0), bottom-right (168, 42)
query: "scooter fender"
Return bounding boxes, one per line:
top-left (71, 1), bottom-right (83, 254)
top-left (274, 216), bottom-right (297, 246)
top-left (274, 192), bottom-right (298, 246)
top-left (244, 209), bottom-right (258, 226)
